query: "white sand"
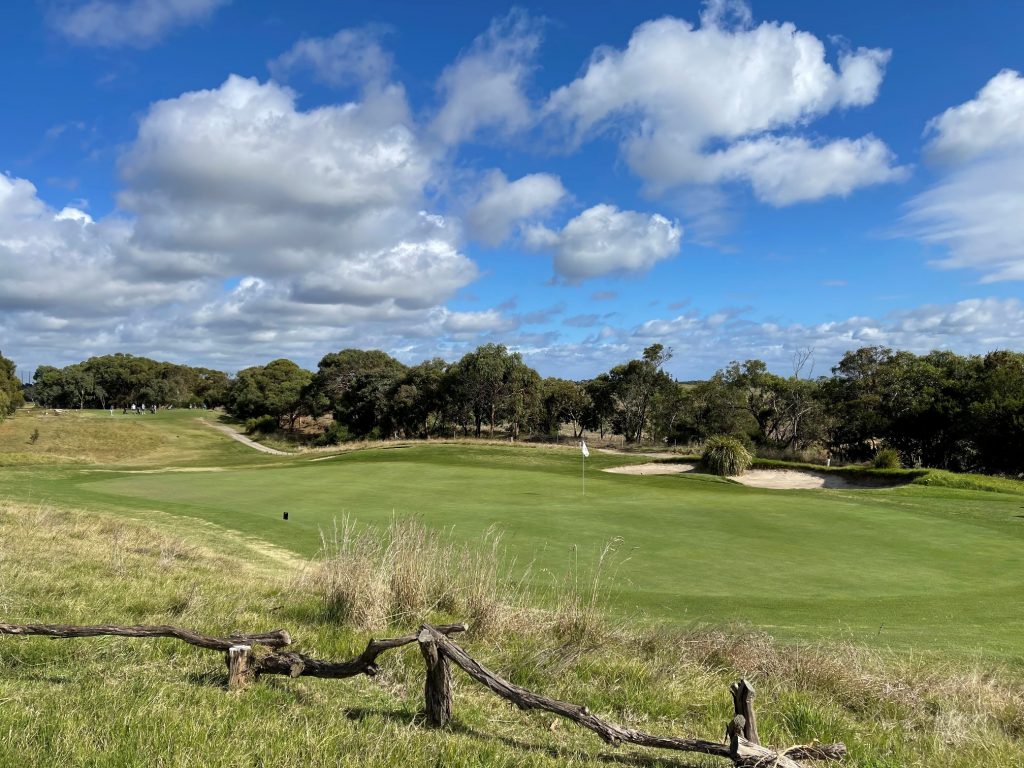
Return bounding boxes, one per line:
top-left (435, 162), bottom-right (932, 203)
top-left (603, 464), bottom-right (895, 490)
top-left (602, 462), bottom-right (698, 476)
top-left (729, 469), bottom-right (855, 489)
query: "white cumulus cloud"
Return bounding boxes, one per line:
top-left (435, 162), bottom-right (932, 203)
top-left (924, 69), bottom-right (1024, 164)
top-left (118, 74), bottom-right (476, 304)
top-left (546, 4), bottom-right (903, 204)
top-left (466, 171), bottom-right (566, 245)
top-left (431, 9), bottom-right (542, 145)
top-left (526, 204), bottom-right (682, 280)
top-left (905, 70), bottom-right (1024, 282)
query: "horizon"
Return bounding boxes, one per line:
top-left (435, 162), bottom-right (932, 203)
top-left (2, 1), bottom-right (1023, 381)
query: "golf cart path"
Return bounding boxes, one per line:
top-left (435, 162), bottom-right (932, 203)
top-left (198, 419), bottom-right (290, 456)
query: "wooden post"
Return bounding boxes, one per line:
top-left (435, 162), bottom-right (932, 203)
top-left (226, 644), bottom-right (254, 691)
top-left (417, 628), bottom-right (452, 727)
top-left (730, 678), bottom-right (760, 745)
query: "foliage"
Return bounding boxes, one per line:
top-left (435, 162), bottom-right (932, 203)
top-left (227, 358), bottom-right (311, 429)
top-left (0, 350), bottom-right (23, 421)
top-left (540, 378), bottom-right (591, 437)
top-left (243, 414), bottom-right (279, 435)
top-left (446, 343), bottom-right (540, 438)
top-left (312, 420), bottom-right (351, 446)
top-left (872, 447), bottom-right (902, 469)
top-left (701, 435), bottom-right (753, 476)
top-left (29, 353), bottom-right (229, 409)
top-left (606, 344), bottom-right (675, 443)
top-left (307, 349), bottom-right (408, 438)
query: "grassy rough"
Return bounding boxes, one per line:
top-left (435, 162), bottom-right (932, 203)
top-left (1, 501), bottom-right (1023, 767)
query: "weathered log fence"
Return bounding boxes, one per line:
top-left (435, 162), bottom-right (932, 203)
top-left (0, 620), bottom-right (845, 767)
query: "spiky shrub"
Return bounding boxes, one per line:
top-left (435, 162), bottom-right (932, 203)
top-left (702, 435), bottom-right (753, 476)
top-left (873, 447), bottom-right (902, 469)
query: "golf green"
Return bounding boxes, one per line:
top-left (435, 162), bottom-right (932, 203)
top-left (65, 442), bottom-right (1024, 658)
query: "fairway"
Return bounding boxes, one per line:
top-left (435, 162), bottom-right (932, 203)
top-left (5, 410), bottom-right (1023, 659)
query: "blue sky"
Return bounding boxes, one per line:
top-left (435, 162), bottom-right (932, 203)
top-left (2, 0), bottom-right (1023, 380)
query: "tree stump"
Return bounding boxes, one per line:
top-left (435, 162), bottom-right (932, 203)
top-left (226, 644), bottom-right (254, 691)
top-left (730, 678), bottom-right (759, 744)
top-left (418, 628), bottom-right (452, 727)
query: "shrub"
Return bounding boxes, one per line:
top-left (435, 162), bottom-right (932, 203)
top-left (702, 435), bottom-right (753, 476)
top-left (313, 421), bottom-right (351, 446)
top-left (873, 447), bottom-right (902, 469)
top-left (243, 414), bottom-right (279, 435)
top-left (28, 428), bottom-right (40, 445)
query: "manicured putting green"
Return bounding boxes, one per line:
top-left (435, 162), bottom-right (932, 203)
top-left (73, 441), bottom-right (1024, 658)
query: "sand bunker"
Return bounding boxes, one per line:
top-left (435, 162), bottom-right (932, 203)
top-left (81, 467), bottom-right (226, 474)
top-left (603, 462), bottom-right (698, 476)
top-left (730, 469), bottom-right (854, 489)
top-left (603, 463), bottom-right (899, 490)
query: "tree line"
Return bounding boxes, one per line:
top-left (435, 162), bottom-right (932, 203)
top-left (28, 354), bottom-right (230, 411)
top-left (9, 345), bottom-right (1024, 475)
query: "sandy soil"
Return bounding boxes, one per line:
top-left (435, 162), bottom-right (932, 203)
top-left (730, 469), bottom-right (856, 489)
top-left (82, 467), bottom-right (226, 474)
top-left (603, 462), bottom-right (698, 476)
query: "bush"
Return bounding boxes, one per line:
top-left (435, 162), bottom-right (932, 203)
top-left (702, 435), bottom-right (753, 476)
top-left (873, 447), bottom-right (902, 469)
top-left (313, 421), bottom-right (351, 446)
top-left (243, 414), bottom-right (279, 435)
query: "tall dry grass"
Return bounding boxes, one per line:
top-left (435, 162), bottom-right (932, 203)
top-left (297, 515), bottom-right (624, 640)
top-left (299, 516), bottom-right (533, 634)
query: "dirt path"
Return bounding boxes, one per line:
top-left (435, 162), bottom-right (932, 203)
top-left (198, 419), bottom-right (291, 456)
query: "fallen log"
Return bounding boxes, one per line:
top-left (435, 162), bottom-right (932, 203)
top-left (419, 624), bottom-right (846, 767)
top-left (0, 622), bottom-right (291, 651)
top-left (254, 622), bottom-right (468, 680)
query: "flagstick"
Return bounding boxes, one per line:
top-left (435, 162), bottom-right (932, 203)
top-left (582, 453), bottom-right (585, 497)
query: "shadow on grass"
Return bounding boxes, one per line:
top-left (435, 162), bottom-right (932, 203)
top-left (453, 723), bottom-right (707, 768)
top-left (341, 708), bottom-right (703, 766)
top-left (344, 707), bottom-right (418, 724)
top-left (185, 670), bottom-right (228, 689)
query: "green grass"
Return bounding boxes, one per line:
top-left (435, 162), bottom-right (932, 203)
top-left (2, 408), bottom-right (1024, 660)
top-left (2, 500), bottom-right (1023, 768)
top-left (3, 409), bottom-right (1024, 766)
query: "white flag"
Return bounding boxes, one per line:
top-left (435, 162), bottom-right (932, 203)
top-left (581, 440), bottom-right (589, 458)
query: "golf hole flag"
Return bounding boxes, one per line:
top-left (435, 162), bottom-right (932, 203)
top-left (581, 440), bottom-right (589, 458)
